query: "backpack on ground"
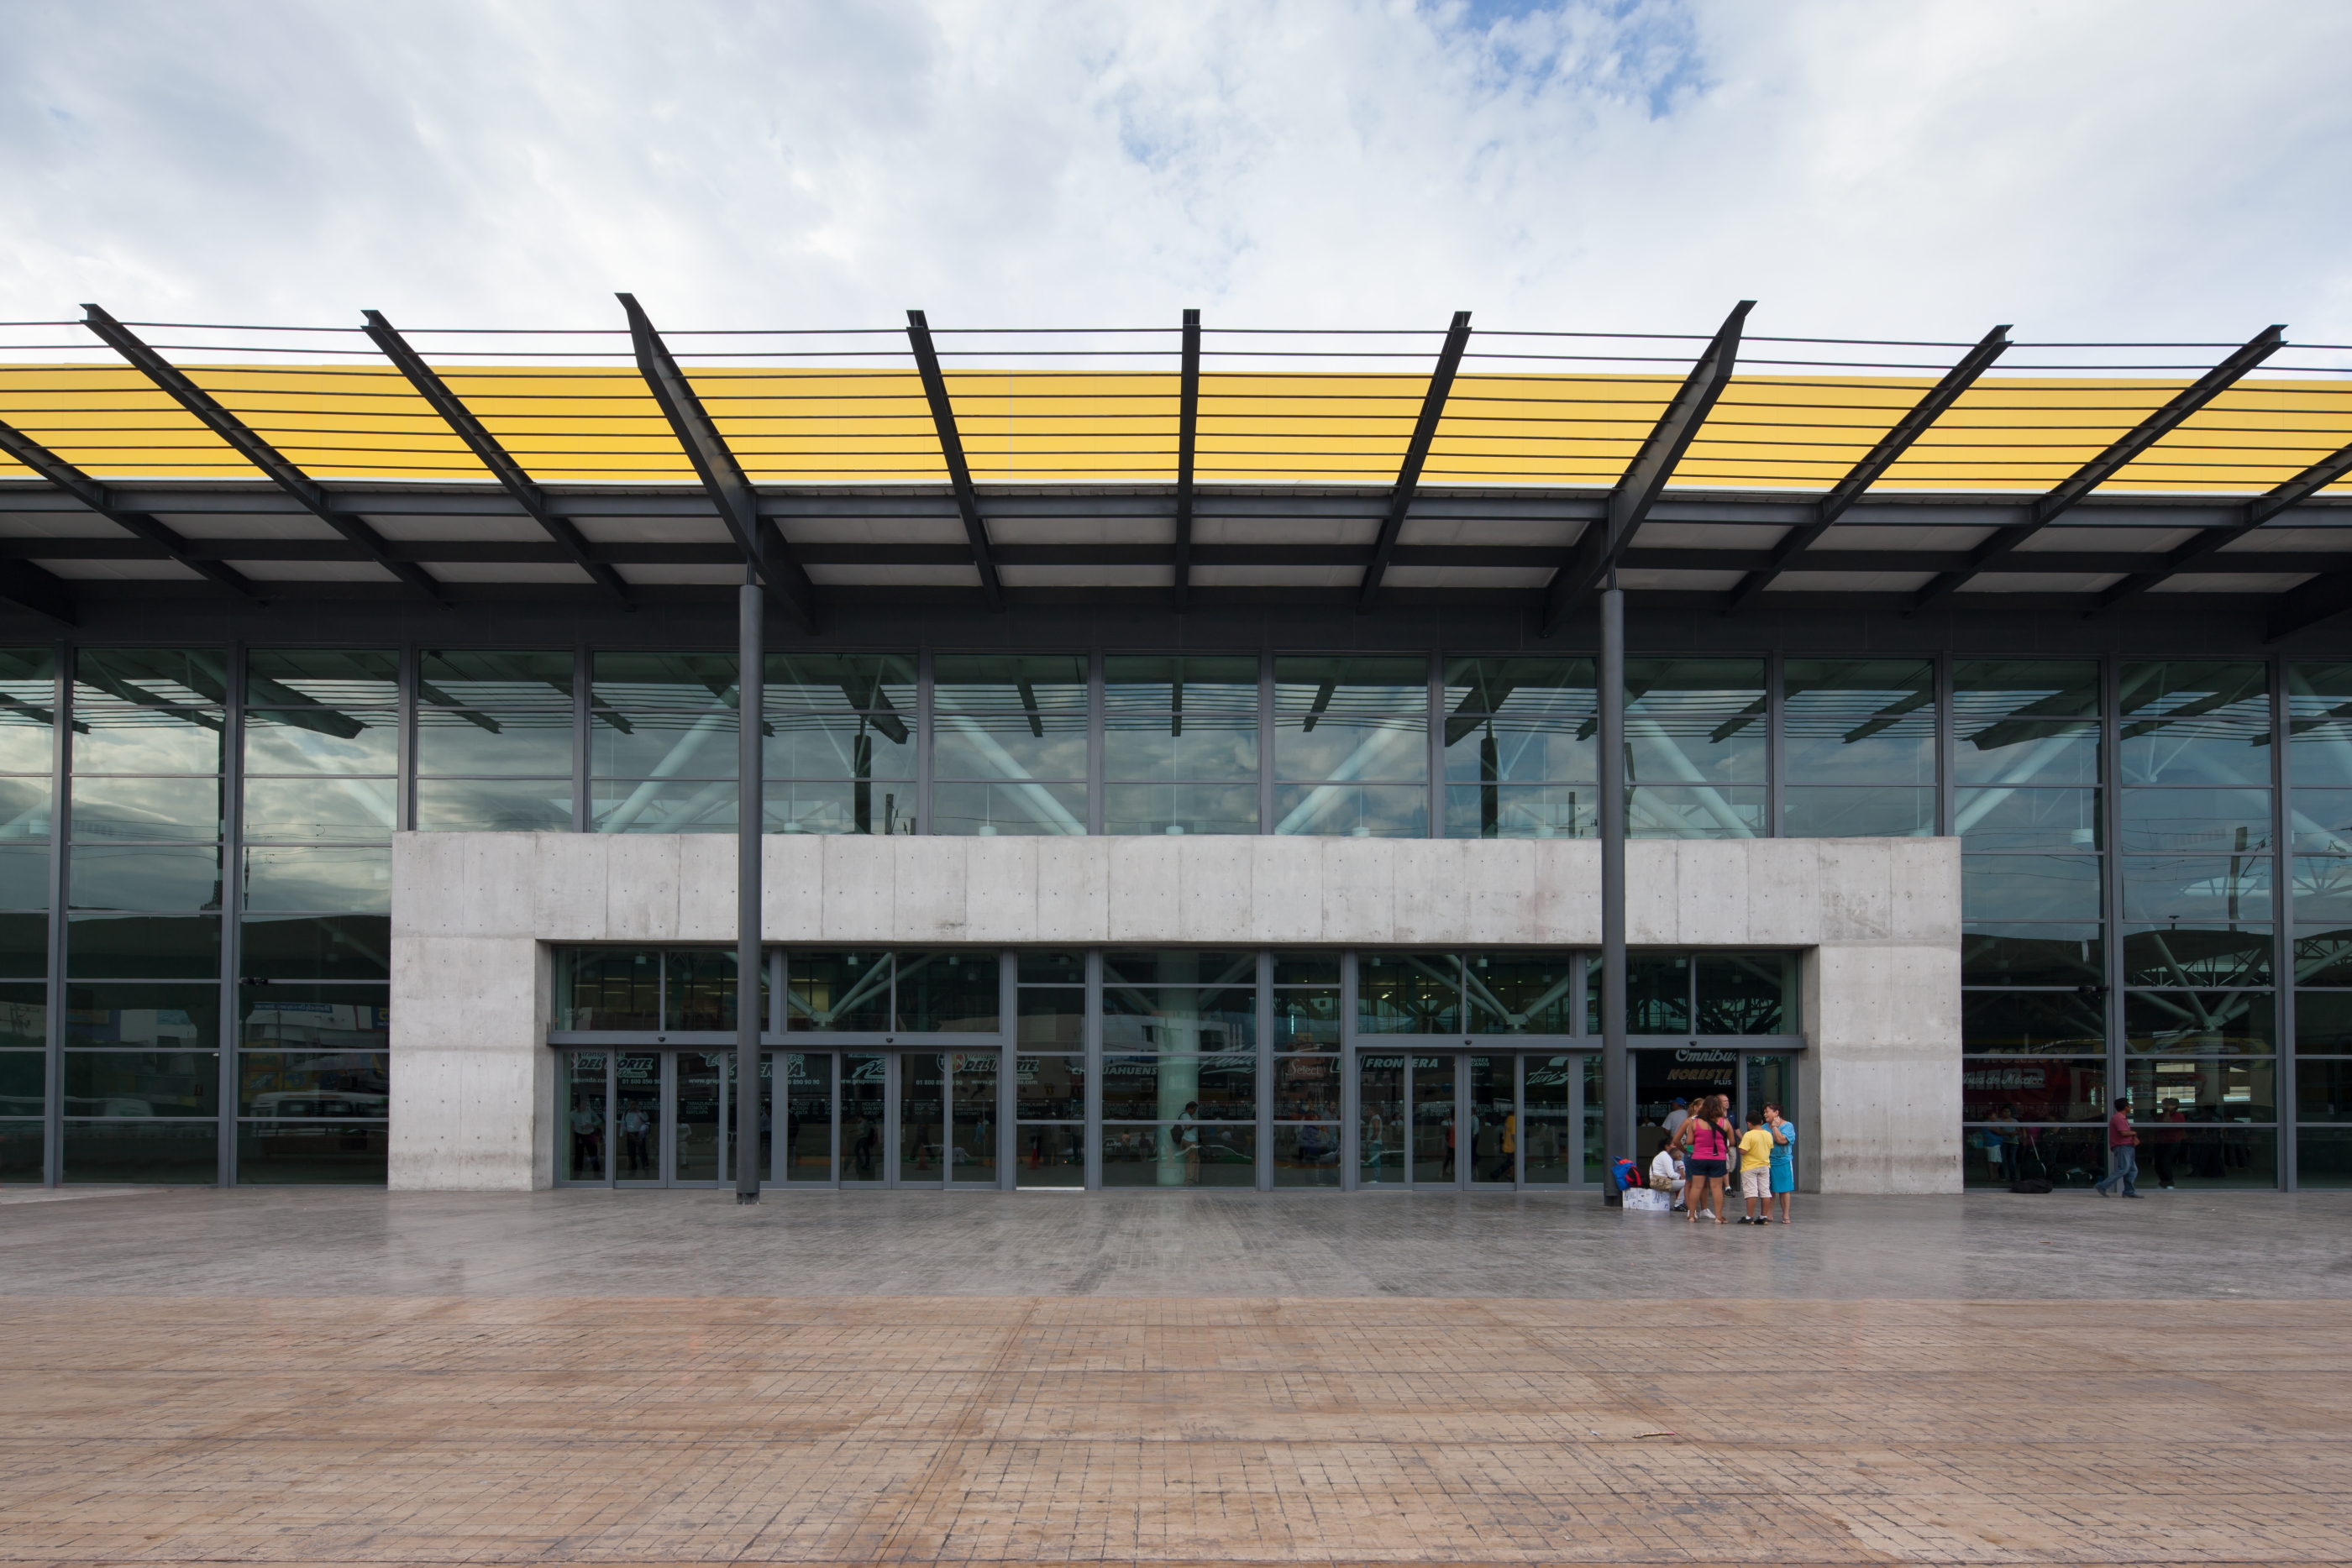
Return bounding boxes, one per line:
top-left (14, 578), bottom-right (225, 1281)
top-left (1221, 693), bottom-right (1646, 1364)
top-left (2008, 1177), bottom-right (2053, 1193)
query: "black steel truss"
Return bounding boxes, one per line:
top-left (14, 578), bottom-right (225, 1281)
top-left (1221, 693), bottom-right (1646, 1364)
top-left (1540, 301), bottom-right (1754, 636)
top-left (1173, 308), bottom-right (1200, 614)
top-left (79, 303), bottom-right (449, 607)
top-left (1906, 323), bottom-right (2286, 614)
top-left (0, 417), bottom-right (255, 609)
top-left (1357, 310), bottom-right (1473, 610)
top-left (362, 310), bottom-right (633, 611)
top-left (2097, 433), bottom-right (2352, 620)
top-left (0, 531), bottom-right (2345, 577)
top-left (906, 309), bottom-right (1005, 610)
top-left (1723, 324), bottom-right (2010, 614)
top-left (620, 294), bottom-right (820, 632)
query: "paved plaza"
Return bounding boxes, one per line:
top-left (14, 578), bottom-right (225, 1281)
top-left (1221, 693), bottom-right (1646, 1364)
top-left (3, 1189), bottom-right (2349, 1565)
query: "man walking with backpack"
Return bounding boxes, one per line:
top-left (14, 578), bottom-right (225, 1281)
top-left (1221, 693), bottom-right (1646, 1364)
top-left (2094, 1095), bottom-right (2141, 1198)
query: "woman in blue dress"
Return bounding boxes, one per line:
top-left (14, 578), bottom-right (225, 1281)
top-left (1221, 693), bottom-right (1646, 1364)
top-left (1764, 1104), bottom-right (1798, 1224)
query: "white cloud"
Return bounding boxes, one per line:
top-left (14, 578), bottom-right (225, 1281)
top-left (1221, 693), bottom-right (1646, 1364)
top-left (1, 0), bottom-right (2347, 346)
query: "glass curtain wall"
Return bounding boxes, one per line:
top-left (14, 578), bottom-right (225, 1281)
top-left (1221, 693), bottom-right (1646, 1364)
top-left (2117, 662), bottom-right (2276, 1186)
top-left (1103, 656), bottom-right (1258, 835)
top-left (764, 653), bottom-right (916, 834)
top-left (1014, 950), bottom-right (1084, 1186)
top-left (415, 649), bottom-right (575, 830)
top-left (2289, 662), bottom-right (2352, 1186)
top-left (1269, 952), bottom-right (1340, 1185)
top-left (1100, 948), bottom-right (1256, 1185)
top-left (65, 649), bottom-right (225, 1183)
top-left (591, 652), bottom-right (739, 833)
top-left (1273, 657), bottom-right (1426, 837)
top-left (238, 652), bottom-right (395, 1183)
top-left (1440, 657), bottom-right (1594, 838)
top-left (1956, 660), bottom-right (2108, 1186)
top-left (1782, 659), bottom-right (1936, 836)
top-left (0, 649), bottom-right (50, 1181)
top-left (932, 654), bottom-right (1088, 835)
top-left (1624, 658), bottom-right (1767, 838)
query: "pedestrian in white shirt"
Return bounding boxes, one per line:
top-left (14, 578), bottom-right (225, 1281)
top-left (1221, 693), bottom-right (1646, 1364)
top-left (1648, 1146), bottom-right (1687, 1212)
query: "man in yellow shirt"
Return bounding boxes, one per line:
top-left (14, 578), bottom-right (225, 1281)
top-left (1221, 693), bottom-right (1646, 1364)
top-left (1735, 1110), bottom-right (1777, 1225)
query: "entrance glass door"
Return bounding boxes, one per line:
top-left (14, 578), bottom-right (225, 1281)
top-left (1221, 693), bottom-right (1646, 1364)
top-left (1466, 1056), bottom-right (1515, 1186)
top-left (832, 1051), bottom-right (1000, 1188)
top-left (899, 1052), bottom-right (945, 1185)
top-left (1410, 1055), bottom-right (1455, 1184)
top-left (675, 1052), bottom-right (725, 1183)
top-left (615, 1052), bottom-right (662, 1183)
top-left (843, 1052), bottom-right (888, 1183)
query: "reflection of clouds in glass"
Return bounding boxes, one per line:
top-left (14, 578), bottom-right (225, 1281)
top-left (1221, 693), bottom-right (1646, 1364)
top-left (71, 716), bottom-right (223, 774)
top-left (244, 715), bottom-right (397, 774)
top-left (68, 847), bottom-right (223, 910)
top-left (242, 779), bottom-right (396, 842)
top-left (244, 848), bottom-right (391, 913)
top-left (69, 777), bottom-right (221, 842)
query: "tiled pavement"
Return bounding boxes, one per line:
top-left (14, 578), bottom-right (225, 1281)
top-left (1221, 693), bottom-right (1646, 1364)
top-left (2, 1191), bottom-right (2348, 1565)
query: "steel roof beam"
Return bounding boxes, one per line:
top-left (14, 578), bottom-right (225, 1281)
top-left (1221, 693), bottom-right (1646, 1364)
top-left (1907, 323), bottom-right (2286, 615)
top-left (2095, 432), bottom-right (2352, 616)
top-left (1540, 301), bottom-right (1755, 637)
top-left (362, 310), bottom-right (633, 611)
top-left (1724, 324), bottom-right (2009, 615)
top-left (906, 309), bottom-right (1005, 610)
top-left (78, 303), bottom-right (449, 607)
top-left (1173, 308), bottom-right (1200, 614)
top-left (0, 417), bottom-right (258, 605)
top-left (619, 294), bottom-right (819, 632)
top-left (1358, 310), bottom-right (1473, 610)
top-left (2266, 569), bottom-right (2352, 642)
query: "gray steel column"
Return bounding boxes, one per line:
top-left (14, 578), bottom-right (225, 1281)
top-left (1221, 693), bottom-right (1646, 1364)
top-left (2273, 654), bottom-right (2295, 1190)
top-left (735, 577), bottom-right (764, 1204)
top-left (1599, 579), bottom-right (1629, 1203)
top-left (43, 642), bottom-right (67, 1186)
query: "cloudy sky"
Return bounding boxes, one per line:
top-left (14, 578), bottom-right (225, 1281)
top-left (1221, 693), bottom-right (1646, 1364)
top-left (4, 0), bottom-right (2349, 346)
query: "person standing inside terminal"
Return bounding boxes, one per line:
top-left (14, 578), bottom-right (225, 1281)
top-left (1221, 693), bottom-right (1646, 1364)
top-left (1764, 1103), bottom-right (1798, 1224)
top-left (2150, 1098), bottom-right (2188, 1189)
top-left (1662, 1097), bottom-right (1690, 1141)
top-left (2095, 1096), bottom-right (2141, 1198)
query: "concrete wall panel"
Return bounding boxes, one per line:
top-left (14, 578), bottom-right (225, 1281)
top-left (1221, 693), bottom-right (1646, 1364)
top-left (389, 831), bottom-right (1962, 1193)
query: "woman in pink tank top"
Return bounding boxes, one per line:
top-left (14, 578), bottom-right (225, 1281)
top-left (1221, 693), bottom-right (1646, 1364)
top-left (1682, 1095), bottom-right (1734, 1224)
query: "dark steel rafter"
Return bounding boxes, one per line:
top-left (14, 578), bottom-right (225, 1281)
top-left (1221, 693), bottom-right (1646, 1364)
top-left (0, 417), bottom-right (253, 607)
top-left (362, 310), bottom-right (633, 611)
top-left (2268, 568), bottom-right (2352, 642)
top-left (906, 309), bottom-right (1004, 610)
top-left (1357, 310), bottom-right (1473, 610)
top-left (2100, 433), bottom-right (2352, 620)
top-left (1908, 323), bottom-right (2286, 615)
top-left (1172, 308), bottom-right (1200, 613)
top-left (1723, 324), bottom-right (2009, 614)
top-left (78, 302), bottom-right (449, 607)
top-left (619, 294), bottom-right (820, 632)
top-left (1540, 300), bottom-right (1754, 636)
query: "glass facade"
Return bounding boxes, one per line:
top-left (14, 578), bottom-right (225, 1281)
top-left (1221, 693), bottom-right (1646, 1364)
top-left (549, 944), bottom-right (1797, 1189)
top-left (5, 639), bottom-right (2340, 1188)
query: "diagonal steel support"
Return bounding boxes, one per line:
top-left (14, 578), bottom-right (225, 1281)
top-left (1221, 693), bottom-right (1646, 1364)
top-left (1724, 324), bottom-right (2009, 614)
top-left (906, 309), bottom-right (1004, 610)
top-left (363, 311), bottom-right (633, 611)
top-left (620, 294), bottom-right (820, 632)
top-left (2096, 433), bottom-right (2352, 617)
top-left (0, 417), bottom-right (258, 604)
top-left (79, 303), bottom-right (449, 606)
top-left (1540, 301), bottom-right (1754, 637)
top-left (1908, 323), bottom-right (2286, 615)
top-left (1358, 310), bottom-right (1473, 610)
top-left (1173, 308), bottom-right (1200, 614)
